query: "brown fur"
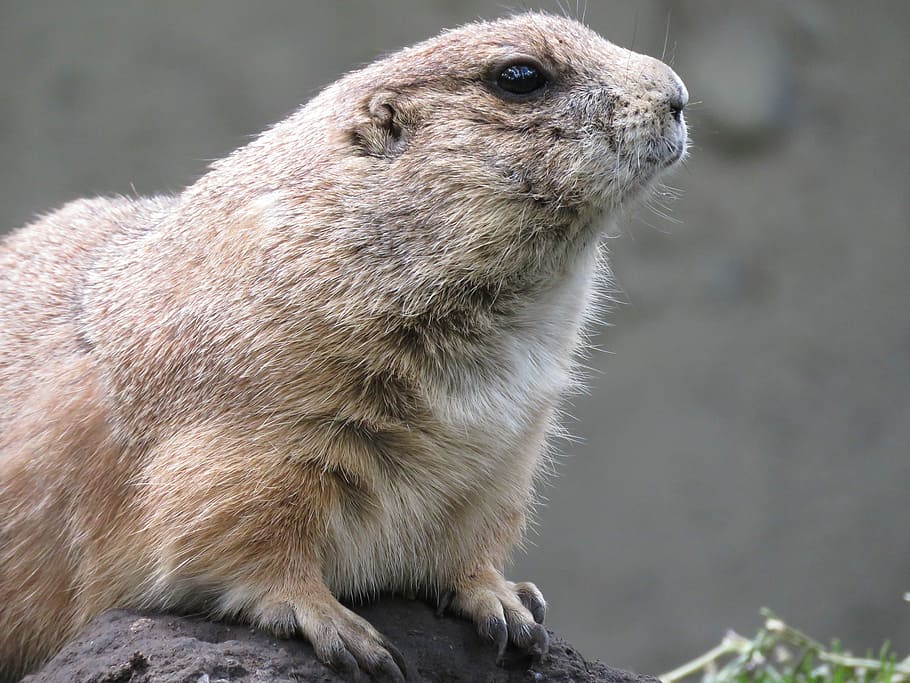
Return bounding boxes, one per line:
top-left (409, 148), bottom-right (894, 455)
top-left (0, 12), bottom-right (687, 680)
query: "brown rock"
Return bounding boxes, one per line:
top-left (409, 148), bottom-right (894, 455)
top-left (22, 598), bottom-right (655, 683)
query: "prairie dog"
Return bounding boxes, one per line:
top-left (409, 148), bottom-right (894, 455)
top-left (0, 12), bottom-right (688, 681)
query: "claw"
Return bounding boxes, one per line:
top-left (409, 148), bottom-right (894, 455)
top-left (515, 583), bottom-right (547, 624)
top-left (324, 643), bottom-right (361, 680)
top-left (373, 656), bottom-right (406, 683)
top-left (479, 616), bottom-right (509, 664)
top-left (380, 638), bottom-right (409, 681)
top-left (435, 589), bottom-right (454, 617)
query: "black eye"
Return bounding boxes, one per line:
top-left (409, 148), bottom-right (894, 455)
top-left (496, 63), bottom-right (547, 96)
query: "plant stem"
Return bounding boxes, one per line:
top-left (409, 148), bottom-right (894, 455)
top-left (660, 634), bottom-right (750, 683)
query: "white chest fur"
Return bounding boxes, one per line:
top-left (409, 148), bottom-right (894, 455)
top-left (428, 246), bottom-right (600, 447)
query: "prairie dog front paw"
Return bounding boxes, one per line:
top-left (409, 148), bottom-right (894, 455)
top-left (251, 587), bottom-right (408, 681)
top-left (440, 567), bottom-right (548, 663)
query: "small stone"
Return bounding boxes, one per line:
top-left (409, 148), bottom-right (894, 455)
top-left (129, 617), bottom-right (154, 633)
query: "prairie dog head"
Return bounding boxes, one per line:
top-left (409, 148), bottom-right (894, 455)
top-left (204, 13), bottom-right (688, 308)
top-left (345, 13), bottom-right (687, 208)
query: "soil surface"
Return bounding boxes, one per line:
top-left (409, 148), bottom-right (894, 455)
top-left (21, 598), bottom-right (649, 683)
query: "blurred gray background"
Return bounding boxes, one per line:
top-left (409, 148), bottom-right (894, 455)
top-left (1, 0), bottom-right (907, 674)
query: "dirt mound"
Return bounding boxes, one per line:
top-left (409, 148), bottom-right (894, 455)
top-left (22, 597), bottom-right (653, 682)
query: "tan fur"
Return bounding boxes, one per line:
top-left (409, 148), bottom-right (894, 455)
top-left (0, 12), bottom-right (687, 680)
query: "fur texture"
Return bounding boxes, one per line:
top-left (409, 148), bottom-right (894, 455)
top-left (0, 12), bottom-right (687, 681)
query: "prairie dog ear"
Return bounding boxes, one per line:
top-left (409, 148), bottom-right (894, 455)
top-left (353, 90), bottom-right (411, 158)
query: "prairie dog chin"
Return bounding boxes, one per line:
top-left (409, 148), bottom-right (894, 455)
top-left (0, 11), bottom-right (687, 681)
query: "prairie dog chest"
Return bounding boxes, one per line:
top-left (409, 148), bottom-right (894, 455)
top-left (426, 249), bottom-right (599, 450)
top-left (427, 323), bottom-right (571, 451)
top-left (324, 248), bottom-right (601, 593)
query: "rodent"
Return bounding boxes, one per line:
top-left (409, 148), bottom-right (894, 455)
top-left (0, 12), bottom-right (687, 682)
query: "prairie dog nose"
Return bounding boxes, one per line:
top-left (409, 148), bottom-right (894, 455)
top-left (669, 78), bottom-right (689, 120)
top-left (624, 54), bottom-right (689, 120)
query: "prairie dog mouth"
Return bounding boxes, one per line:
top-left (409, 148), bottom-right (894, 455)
top-left (659, 120), bottom-right (690, 168)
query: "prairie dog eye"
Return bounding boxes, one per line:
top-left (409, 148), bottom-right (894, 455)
top-left (495, 61), bottom-right (547, 96)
